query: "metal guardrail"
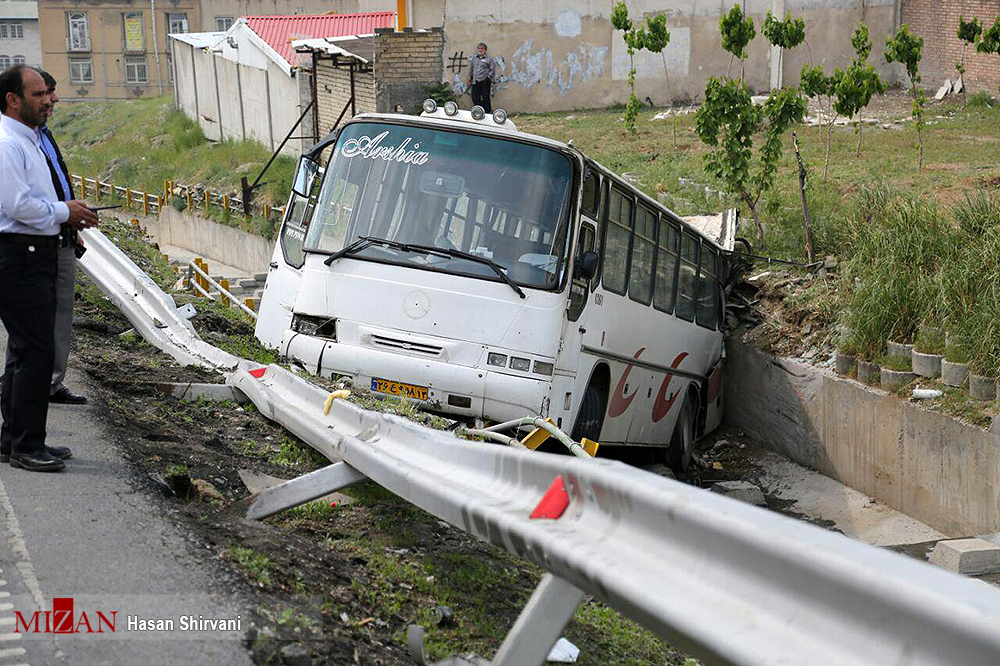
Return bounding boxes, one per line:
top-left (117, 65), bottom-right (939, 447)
top-left (185, 260), bottom-right (258, 319)
top-left (71, 174), bottom-right (285, 221)
top-left (78, 226), bottom-right (1000, 665)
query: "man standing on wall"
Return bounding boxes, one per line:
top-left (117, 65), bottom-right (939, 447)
top-left (467, 42), bottom-right (497, 113)
top-left (35, 68), bottom-right (88, 405)
top-left (0, 65), bottom-right (97, 472)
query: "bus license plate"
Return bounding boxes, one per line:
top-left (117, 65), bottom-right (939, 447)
top-left (371, 377), bottom-right (428, 400)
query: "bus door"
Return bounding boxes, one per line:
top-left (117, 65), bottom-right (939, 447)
top-left (255, 156), bottom-right (320, 349)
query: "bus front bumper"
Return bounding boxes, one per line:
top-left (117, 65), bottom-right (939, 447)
top-left (282, 332), bottom-right (552, 422)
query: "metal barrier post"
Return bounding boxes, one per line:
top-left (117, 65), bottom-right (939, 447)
top-left (492, 574), bottom-right (585, 666)
top-left (186, 190), bottom-right (192, 210)
top-left (205, 191), bottom-right (210, 214)
top-left (125, 188), bottom-right (132, 211)
top-left (222, 194), bottom-right (229, 215)
top-left (142, 191), bottom-right (149, 216)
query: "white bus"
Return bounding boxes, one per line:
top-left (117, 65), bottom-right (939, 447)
top-left (255, 101), bottom-right (734, 470)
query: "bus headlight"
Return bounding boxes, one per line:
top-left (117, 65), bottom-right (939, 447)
top-left (509, 356), bottom-right (531, 372)
top-left (492, 109), bottom-right (508, 124)
top-left (443, 101), bottom-right (459, 116)
top-left (533, 361), bottom-right (554, 376)
top-left (487, 352), bottom-right (507, 367)
top-left (471, 105), bottom-right (485, 120)
top-left (422, 99), bottom-right (438, 114)
top-left (291, 314), bottom-right (337, 340)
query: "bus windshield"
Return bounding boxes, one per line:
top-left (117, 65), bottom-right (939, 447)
top-left (303, 122), bottom-right (575, 290)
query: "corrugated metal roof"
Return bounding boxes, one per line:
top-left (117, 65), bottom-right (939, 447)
top-left (246, 13), bottom-right (395, 67)
top-left (0, 1), bottom-right (37, 20)
top-left (292, 35), bottom-right (377, 65)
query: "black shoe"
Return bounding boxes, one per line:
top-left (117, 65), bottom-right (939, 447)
top-left (50, 387), bottom-right (87, 405)
top-left (46, 445), bottom-right (72, 460)
top-left (9, 450), bottom-right (65, 472)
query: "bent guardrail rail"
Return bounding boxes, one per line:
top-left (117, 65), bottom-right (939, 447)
top-left (80, 228), bottom-right (1000, 665)
top-left (77, 228), bottom-right (241, 370)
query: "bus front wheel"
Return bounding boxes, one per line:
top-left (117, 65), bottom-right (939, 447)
top-left (667, 398), bottom-right (694, 473)
top-left (571, 384), bottom-right (606, 444)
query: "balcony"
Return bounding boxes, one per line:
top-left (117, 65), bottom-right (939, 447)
top-left (66, 36), bottom-right (91, 52)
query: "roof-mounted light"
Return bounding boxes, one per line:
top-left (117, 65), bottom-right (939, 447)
top-left (443, 101), bottom-right (459, 116)
top-left (492, 108), bottom-right (508, 124)
top-left (470, 105), bottom-right (486, 120)
top-left (422, 98), bottom-right (438, 114)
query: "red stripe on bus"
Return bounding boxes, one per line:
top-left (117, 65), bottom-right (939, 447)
top-left (651, 352), bottom-right (689, 423)
top-left (607, 347), bottom-right (646, 418)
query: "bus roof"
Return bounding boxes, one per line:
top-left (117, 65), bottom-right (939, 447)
top-left (343, 112), bottom-right (735, 252)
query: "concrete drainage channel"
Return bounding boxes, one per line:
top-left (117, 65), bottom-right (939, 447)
top-left (724, 339), bottom-right (1000, 580)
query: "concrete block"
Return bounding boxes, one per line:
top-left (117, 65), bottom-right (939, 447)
top-left (911, 350), bottom-right (942, 378)
top-left (834, 352), bottom-right (855, 376)
top-left (710, 481), bottom-right (767, 507)
top-left (941, 360), bottom-right (969, 388)
top-left (969, 375), bottom-right (997, 401)
top-left (886, 341), bottom-right (913, 359)
top-left (857, 360), bottom-right (880, 386)
top-left (253, 273), bottom-right (268, 283)
top-left (929, 538), bottom-right (1000, 575)
top-left (880, 368), bottom-right (916, 390)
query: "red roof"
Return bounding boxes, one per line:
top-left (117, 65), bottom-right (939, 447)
top-left (245, 12), bottom-right (396, 66)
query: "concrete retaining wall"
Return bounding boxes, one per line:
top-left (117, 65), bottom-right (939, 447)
top-left (724, 340), bottom-right (1000, 537)
top-left (139, 207), bottom-right (273, 276)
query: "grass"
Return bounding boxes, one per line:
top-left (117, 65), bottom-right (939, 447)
top-left (226, 547), bottom-right (274, 589)
top-left (52, 96), bottom-right (294, 238)
top-left (878, 354), bottom-right (912, 372)
top-left (514, 94), bottom-right (1000, 260)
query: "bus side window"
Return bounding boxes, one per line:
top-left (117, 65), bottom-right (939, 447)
top-left (568, 224), bottom-right (596, 321)
top-left (653, 220), bottom-right (679, 314)
top-left (601, 186), bottom-right (633, 296)
top-left (697, 247), bottom-right (719, 329)
top-left (675, 231), bottom-right (700, 321)
top-left (581, 168), bottom-right (600, 219)
top-left (628, 204), bottom-right (656, 304)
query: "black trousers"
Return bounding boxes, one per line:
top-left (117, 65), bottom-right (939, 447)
top-left (470, 79), bottom-right (492, 113)
top-left (0, 240), bottom-right (57, 455)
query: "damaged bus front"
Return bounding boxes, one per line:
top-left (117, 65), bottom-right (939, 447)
top-left (256, 108), bottom-right (576, 424)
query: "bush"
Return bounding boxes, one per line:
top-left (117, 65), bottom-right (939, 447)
top-left (967, 91), bottom-right (995, 108)
top-left (171, 195), bottom-right (187, 212)
top-left (839, 185), bottom-right (954, 359)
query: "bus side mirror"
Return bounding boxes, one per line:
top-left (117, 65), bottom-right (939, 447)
top-left (575, 251), bottom-right (599, 280)
top-left (292, 156), bottom-right (320, 198)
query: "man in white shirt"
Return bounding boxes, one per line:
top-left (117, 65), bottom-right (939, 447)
top-left (0, 65), bottom-right (97, 472)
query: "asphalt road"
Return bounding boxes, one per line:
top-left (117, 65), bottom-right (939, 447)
top-left (0, 324), bottom-right (252, 666)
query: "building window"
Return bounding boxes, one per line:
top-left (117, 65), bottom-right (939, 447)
top-left (67, 12), bottom-right (90, 51)
top-left (0, 56), bottom-right (9, 70)
top-left (0, 23), bottom-right (24, 39)
top-left (215, 16), bottom-right (234, 32)
top-left (167, 13), bottom-right (188, 34)
top-left (13, 55), bottom-right (24, 65)
top-left (125, 56), bottom-right (148, 83)
top-left (123, 13), bottom-right (145, 52)
top-left (69, 57), bottom-right (93, 83)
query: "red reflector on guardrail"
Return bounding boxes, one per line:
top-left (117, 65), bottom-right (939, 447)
top-left (248, 367), bottom-right (267, 379)
top-left (530, 475), bottom-right (569, 519)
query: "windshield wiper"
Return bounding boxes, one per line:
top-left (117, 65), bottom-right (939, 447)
top-left (406, 243), bottom-right (526, 299)
top-left (324, 236), bottom-right (441, 266)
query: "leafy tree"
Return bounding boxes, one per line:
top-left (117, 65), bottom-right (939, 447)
top-left (800, 64), bottom-right (842, 177)
top-left (977, 16), bottom-right (1000, 55)
top-left (764, 12), bottom-right (814, 262)
top-left (833, 24), bottom-right (885, 157)
top-left (638, 14), bottom-right (676, 146)
top-left (719, 4), bottom-right (756, 79)
top-left (885, 24), bottom-right (926, 169)
top-left (956, 16), bottom-right (982, 104)
top-left (612, 2), bottom-right (648, 134)
top-left (695, 7), bottom-right (806, 247)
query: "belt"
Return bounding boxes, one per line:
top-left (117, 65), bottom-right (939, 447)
top-left (0, 232), bottom-right (59, 247)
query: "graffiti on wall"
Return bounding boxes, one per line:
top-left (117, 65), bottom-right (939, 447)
top-left (451, 41), bottom-right (608, 97)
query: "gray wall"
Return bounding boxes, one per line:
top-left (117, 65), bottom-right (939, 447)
top-left (724, 340), bottom-right (1000, 537)
top-left (0, 18), bottom-right (41, 67)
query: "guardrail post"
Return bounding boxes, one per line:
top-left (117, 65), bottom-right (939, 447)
top-left (264, 203), bottom-right (271, 220)
top-left (186, 190), bottom-right (192, 211)
top-left (205, 191), bottom-right (211, 214)
top-left (95, 181), bottom-right (102, 203)
top-left (124, 188), bottom-right (131, 211)
top-left (244, 297), bottom-right (256, 313)
top-left (142, 191), bottom-right (149, 216)
top-left (222, 194), bottom-right (230, 216)
top-left (492, 574), bottom-right (585, 666)
top-left (155, 195), bottom-right (162, 216)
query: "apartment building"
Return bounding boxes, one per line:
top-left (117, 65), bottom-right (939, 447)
top-left (0, 0), bottom-right (41, 69)
top-left (38, 0), bottom-right (200, 99)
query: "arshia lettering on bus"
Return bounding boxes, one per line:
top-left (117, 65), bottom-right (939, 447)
top-left (340, 131), bottom-right (430, 165)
